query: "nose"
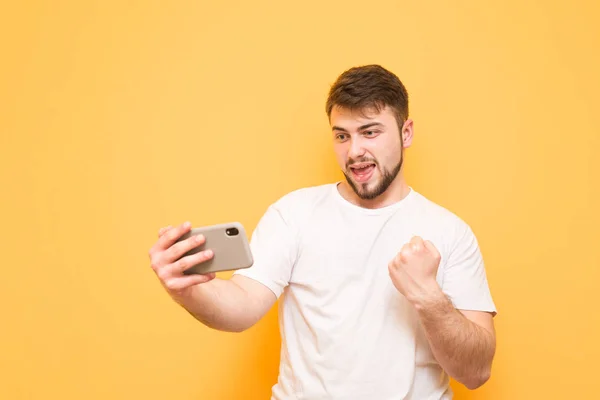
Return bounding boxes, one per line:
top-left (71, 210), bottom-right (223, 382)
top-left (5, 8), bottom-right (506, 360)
top-left (348, 136), bottom-right (366, 160)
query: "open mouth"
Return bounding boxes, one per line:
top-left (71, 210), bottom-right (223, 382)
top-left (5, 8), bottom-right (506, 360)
top-left (349, 162), bottom-right (376, 183)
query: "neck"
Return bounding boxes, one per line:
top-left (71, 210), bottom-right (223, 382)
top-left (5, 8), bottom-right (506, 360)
top-left (337, 173), bottom-right (411, 209)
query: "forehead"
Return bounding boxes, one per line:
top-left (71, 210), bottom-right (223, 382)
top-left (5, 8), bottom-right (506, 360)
top-left (329, 105), bottom-right (397, 130)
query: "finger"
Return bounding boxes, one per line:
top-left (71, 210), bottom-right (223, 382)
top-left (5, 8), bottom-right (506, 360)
top-left (388, 261), bottom-right (397, 276)
top-left (402, 242), bottom-right (415, 253)
top-left (158, 225), bottom-right (173, 238)
top-left (409, 236), bottom-right (423, 244)
top-left (411, 242), bottom-right (424, 253)
top-left (158, 221), bottom-right (193, 250)
top-left (163, 273), bottom-right (216, 291)
top-left (149, 222), bottom-right (192, 262)
top-left (423, 240), bottom-right (441, 258)
top-left (397, 246), bottom-right (411, 264)
top-left (409, 236), bottom-right (424, 250)
top-left (164, 233), bottom-right (207, 264)
top-left (162, 249), bottom-right (214, 277)
top-left (153, 234), bottom-right (205, 273)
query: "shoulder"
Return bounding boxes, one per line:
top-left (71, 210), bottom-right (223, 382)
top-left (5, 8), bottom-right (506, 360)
top-left (265, 183), bottom-right (335, 225)
top-left (409, 190), bottom-right (463, 223)
top-left (409, 189), bottom-right (476, 241)
top-left (271, 183), bottom-right (334, 211)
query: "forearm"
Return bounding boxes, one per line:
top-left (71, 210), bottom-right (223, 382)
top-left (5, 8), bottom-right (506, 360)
top-left (415, 290), bottom-right (495, 390)
top-left (172, 277), bottom-right (263, 333)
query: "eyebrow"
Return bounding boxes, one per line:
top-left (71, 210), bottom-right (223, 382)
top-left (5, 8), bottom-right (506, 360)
top-left (332, 122), bottom-right (383, 132)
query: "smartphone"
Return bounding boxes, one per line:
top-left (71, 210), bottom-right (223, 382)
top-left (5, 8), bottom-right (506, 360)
top-left (175, 222), bottom-right (254, 275)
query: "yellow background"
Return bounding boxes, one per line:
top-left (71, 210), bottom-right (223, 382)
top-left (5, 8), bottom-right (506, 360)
top-left (1, 1), bottom-right (598, 399)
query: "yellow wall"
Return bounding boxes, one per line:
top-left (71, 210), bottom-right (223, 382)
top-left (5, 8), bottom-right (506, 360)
top-left (1, 1), bottom-right (598, 399)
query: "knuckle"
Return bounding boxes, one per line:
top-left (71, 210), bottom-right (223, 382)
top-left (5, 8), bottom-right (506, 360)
top-left (165, 279), bottom-right (177, 290)
top-left (168, 228), bottom-right (181, 241)
top-left (182, 239), bottom-right (195, 251)
top-left (167, 232), bottom-right (177, 242)
top-left (157, 267), bottom-right (169, 280)
top-left (188, 254), bottom-right (202, 266)
top-left (186, 235), bottom-right (202, 250)
top-left (202, 250), bottom-right (213, 261)
top-left (164, 246), bottom-right (179, 262)
top-left (150, 258), bottom-right (160, 271)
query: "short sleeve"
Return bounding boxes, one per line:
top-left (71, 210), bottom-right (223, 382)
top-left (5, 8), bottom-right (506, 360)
top-left (441, 221), bottom-right (497, 316)
top-left (233, 204), bottom-right (297, 299)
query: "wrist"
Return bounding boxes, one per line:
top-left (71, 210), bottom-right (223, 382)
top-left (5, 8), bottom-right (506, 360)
top-left (409, 283), bottom-right (448, 313)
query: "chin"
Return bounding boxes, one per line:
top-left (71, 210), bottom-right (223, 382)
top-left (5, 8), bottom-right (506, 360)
top-left (357, 188), bottom-right (382, 200)
top-left (349, 177), bottom-right (383, 200)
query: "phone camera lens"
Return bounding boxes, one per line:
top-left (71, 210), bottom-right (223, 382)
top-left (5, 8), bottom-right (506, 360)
top-left (226, 227), bottom-right (239, 236)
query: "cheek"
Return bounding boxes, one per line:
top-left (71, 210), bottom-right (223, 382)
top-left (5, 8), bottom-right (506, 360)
top-left (334, 144), bottom-right (348, 166)
top-left (366, 143), bottom-right (387, 164)
top-left (374, 141), bottom-right (401, 167)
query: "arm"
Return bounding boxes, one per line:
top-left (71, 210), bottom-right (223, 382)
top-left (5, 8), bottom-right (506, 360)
top-left (414, 290), bottom-right (496, 389)
top-left (173, 275), bottom-right (276, 332)
top-left (388, 236), bottom-right (496, 390)
top-left (149, 222), bottom-right (276, 333)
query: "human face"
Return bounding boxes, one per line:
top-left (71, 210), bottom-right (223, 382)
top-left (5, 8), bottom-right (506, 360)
top-left (330, 105), bottom-right (411, 200)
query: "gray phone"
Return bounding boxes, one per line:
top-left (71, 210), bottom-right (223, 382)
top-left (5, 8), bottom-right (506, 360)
top-left (175, 222), bottom-right (253, 275)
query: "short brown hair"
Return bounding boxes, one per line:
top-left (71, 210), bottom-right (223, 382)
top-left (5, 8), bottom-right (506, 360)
top-left (325, 64), bottom-right (409, 128)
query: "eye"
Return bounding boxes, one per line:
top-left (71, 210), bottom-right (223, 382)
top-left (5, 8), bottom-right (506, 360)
top-left (335, 133), bottom-right (348, 142)
top-left (364, 130), bottom-right (380, 137)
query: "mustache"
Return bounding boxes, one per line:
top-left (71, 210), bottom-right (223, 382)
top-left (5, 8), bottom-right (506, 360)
top-left (346, 157), bottom-right (378, 168)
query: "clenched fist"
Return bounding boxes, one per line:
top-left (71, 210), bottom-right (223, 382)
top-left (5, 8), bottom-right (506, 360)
top-left (388, 236), bottom-right (443, 307)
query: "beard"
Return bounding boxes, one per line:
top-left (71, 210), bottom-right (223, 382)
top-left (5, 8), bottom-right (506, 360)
top-left (343, 155), bottom-right (403, 200)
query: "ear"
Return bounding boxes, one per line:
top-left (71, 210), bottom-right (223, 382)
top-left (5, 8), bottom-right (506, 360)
top-left (401, 119), bottom-right (414, 148)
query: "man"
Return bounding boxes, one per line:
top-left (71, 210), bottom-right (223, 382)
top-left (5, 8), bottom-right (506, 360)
top-left (148, 65), bottom-right (497, 399)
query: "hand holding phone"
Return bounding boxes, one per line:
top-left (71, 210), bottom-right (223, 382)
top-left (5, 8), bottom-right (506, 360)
top-left (148, 221), bottom-right (217, 293)
top-left (148, 221), bottom-right (253, 294)
top-left (175, 222), bottom-right (254, 275)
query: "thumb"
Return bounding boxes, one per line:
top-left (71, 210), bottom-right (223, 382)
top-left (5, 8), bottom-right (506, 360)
top-left (423, 240), bottom-right (440, 257)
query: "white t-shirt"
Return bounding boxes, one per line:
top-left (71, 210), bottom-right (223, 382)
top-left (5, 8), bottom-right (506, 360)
top-left (234, 183), bottom-right (496, 400)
